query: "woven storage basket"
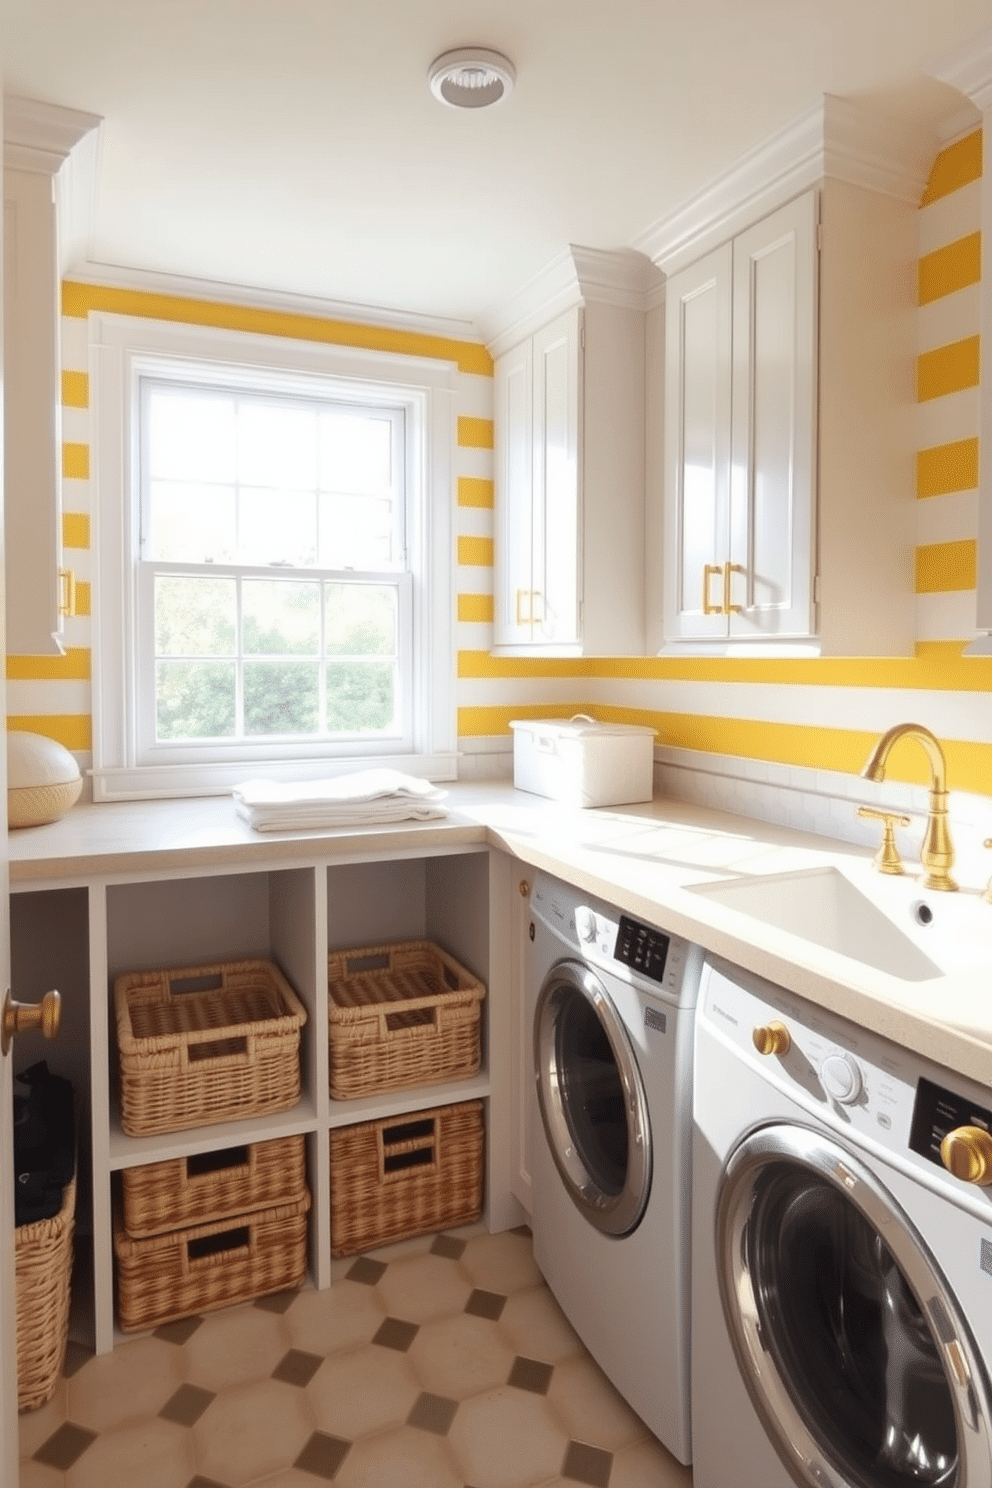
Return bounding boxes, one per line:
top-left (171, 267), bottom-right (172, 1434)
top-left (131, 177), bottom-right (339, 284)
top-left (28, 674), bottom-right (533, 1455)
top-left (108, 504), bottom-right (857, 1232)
top-left (330, 1099), bottom-right (484, 1257)
top-left (327, 941), bottom-right (485, 1100)
top-left (114, 1189), bottom-right (311, 1332)
top-left (114, 959), bottom-right (308, 1136)
top-left (15, 1177), bottom-right (76, 1412)
top-left (121, 1133), bottom-right (307, 1238)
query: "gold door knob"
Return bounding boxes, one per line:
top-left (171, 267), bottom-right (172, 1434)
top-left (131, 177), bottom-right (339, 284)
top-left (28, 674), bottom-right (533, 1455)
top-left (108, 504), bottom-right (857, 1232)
top-left (752, 1021), bottom-right (791, 1057)
top-left (940, 1125), bottom-right (992, 1185)
top-left (1, 988), bottom-right (62, 1056)
top-left (518, 880), bottom-right (530, 897)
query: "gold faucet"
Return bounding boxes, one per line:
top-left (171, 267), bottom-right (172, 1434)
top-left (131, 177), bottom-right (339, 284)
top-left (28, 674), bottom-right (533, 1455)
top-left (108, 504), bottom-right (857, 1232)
top-left (860, 723), bottom-right (957, 891)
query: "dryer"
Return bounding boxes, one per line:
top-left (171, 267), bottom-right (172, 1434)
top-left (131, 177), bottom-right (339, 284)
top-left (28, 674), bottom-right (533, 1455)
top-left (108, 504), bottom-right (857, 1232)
top-left (527, 872), bottom-right (703, 1465)
top-left (692, 956), bottom-right (992, 1488)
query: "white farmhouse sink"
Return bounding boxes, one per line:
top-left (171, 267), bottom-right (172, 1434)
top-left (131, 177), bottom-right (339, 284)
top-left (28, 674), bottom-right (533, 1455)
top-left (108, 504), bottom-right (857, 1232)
top-left (689, 865), bottom-right (957, 982)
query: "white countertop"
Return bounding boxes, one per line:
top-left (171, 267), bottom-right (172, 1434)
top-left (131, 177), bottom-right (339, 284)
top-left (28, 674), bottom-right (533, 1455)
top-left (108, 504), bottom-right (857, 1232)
top-left (11, 782), bottom-right (992, 1087)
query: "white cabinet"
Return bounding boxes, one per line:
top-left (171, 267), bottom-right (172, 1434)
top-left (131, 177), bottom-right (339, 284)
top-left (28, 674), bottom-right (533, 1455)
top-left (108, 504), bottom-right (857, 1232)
top-left (493, 291), bottom-right (647, 656)
top-left (662, 192), bottom-right (817, 644)
top-left (3, 96), bottom-right (100, 656)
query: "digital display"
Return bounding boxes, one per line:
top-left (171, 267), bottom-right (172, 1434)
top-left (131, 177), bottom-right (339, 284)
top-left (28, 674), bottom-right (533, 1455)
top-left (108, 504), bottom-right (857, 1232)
top-left (909, 1075), bottom-right (992, 1167)
top-left (614, 915), bottom-right (670, 984)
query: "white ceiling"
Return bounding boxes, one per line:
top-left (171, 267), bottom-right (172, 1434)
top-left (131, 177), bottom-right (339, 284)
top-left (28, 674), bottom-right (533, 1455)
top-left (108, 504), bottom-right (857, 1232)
top-left (2, 1), bottom-right (990, 338)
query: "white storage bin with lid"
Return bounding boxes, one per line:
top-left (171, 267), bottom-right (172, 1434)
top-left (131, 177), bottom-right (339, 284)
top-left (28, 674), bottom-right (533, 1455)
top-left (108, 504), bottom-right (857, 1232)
top-left (509, 716), bottom-right (655, 807)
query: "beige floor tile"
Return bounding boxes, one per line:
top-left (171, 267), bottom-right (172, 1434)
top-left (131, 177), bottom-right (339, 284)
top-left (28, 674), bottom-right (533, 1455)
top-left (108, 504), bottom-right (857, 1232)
top-left (193, 1376), bottom-right (315, 1486)
top-left (64, 1416), bottom-right (194, 1488)
top-left (364, 1232), bottom-right (438, 1264)
top-left (448, 1385), bottom-right (569, 1488)
top-left (283, 1277), bottom-right (386, 1355)
top-left (306, 1344), bottom-right (420, 1437)
top-left (546, 1354), bottom-right (648, 1450)
top-left (609, 1434), bottom-right (694, 1488)
top-left (333, 1424), bottom-right (463, 1488)
top-left (497, 1286), bottom-right (584, 1364)
top-left (459, 1231), bottom-right (544, 1294)
top-left (66, 1336), bottom-right (183, 1433)
top-left (374, 1252), bottom-right (472, 1323)
top-left (18, 1386), bottom-right (67, 1458)
top-left (18, 1460), bottom-right (66, 1488)
top-left (408, 1312), bottom-right (515, 1400)
top-left (249, 1470), bottom-right (325, 1488)
top-left (181, 1302), bottom-right (290, 1392)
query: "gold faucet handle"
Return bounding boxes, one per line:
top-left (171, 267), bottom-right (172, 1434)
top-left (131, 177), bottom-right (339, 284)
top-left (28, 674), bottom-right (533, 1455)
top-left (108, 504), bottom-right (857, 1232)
top-left (857, 807), bottom-right (911, 875)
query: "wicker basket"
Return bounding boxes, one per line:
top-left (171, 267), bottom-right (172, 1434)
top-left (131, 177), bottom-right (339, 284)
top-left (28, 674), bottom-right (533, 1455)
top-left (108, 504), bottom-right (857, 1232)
top-left (330, 1099), bottom-right (484, 1257)
top-left (15, 1177), bottom-right (76, 1412)
top-left (114, 959), bottom-right (308, 1136)
top-left (114, 1189), bottom-right (311, 1332)
top-left (121, 1134), bottom-right (307, 1238)
top-left (327, 941), bottom-right (485, 1100)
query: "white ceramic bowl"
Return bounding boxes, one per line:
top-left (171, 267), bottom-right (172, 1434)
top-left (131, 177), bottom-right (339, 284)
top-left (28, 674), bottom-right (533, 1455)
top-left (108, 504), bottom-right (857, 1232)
top-left (7, 731), bottom-right (82, 829)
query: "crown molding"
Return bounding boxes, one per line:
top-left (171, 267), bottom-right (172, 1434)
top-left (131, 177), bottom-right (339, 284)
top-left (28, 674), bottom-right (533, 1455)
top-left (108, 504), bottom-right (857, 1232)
top-left (635, 94), bottom-right (929, 276)
top-left (479, 243), bottom-right (661, 357)
top-left (66, 260), bottom-right (483, 345)
top-left (4, 94), bottom-right (101, 175)
top-left (929, 25), bottom-right (992, 113)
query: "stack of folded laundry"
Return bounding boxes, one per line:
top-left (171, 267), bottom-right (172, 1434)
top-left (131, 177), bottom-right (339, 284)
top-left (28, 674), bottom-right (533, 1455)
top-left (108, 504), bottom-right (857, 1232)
top-left (232, 769), bottom-right (449, 832)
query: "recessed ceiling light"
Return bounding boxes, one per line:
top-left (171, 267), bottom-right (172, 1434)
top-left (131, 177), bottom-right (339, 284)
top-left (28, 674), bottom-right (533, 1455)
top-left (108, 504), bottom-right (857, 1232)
top-left (428, 47), bottom-right (515, 110)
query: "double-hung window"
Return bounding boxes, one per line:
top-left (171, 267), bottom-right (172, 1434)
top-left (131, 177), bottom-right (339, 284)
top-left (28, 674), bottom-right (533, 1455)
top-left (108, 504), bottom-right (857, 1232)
top-left (91, 316), bottom-right (456, 800)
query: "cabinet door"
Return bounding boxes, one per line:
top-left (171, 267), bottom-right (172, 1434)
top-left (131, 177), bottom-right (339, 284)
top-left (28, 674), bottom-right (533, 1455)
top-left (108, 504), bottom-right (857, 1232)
top-left (531, 308), bottom-right (581, 647)
top-left (663, 243), bottom-right (733, 641)
top-left (728, 191), bottom-right (817, 637)
top-left (493, 338), bottom-right (534, 646)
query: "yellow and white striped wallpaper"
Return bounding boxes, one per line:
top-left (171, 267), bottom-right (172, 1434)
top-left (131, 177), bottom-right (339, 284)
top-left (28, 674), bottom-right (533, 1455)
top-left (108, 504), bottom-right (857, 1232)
top-left (7, 127), bottom-right (991, 800)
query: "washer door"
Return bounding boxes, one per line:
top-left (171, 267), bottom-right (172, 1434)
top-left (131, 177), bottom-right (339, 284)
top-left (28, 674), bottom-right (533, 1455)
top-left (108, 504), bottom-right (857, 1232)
top-left (717, 1123), bottom-right (992, 1488)
top-left (534, 957), bottom-right (651, 1237)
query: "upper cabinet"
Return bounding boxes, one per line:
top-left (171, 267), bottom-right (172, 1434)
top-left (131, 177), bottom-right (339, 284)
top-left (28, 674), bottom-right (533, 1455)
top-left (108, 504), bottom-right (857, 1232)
top-left (4, 95), bottom-right (101, 656)
top-left (646, 98), bottom-right (923, 657)
top-left (489, 248), bottom-right (655, 656)
top-left (662, 193), bottom-right (817, 644)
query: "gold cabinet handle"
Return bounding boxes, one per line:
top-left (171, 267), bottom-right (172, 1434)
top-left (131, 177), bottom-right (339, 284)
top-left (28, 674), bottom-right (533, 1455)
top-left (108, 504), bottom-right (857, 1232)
top-left (703, 564), bottom-right (723, 615)
top-left (858, 807), bottom-right (911, 875)
top-left (1, 988), bottom-right (62, 1056)
top-left (982, 839), bottom-right (992, 905)
top-left (723, 561), bottom-right (745, 615)
top-left (515, 589), bottom-right (530, 626)
top-left (59, 567), bottom-right (77, 618)
top-left (752, 1021), bottom-right (791, 1057)
top-left (940, 1125), bottom-right (992, 1185)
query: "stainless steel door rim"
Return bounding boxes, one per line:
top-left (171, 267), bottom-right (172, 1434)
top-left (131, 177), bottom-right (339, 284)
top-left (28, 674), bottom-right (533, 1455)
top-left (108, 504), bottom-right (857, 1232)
top-left (716, 1122), bottom-right (992, 1488)
top-left (534, 957), bottom-right (651, 1237)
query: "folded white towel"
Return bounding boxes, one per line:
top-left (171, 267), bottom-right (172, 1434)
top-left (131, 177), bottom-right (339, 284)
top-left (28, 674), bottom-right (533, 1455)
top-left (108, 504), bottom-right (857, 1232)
top-left (232, 769), bottom-right (448, 832)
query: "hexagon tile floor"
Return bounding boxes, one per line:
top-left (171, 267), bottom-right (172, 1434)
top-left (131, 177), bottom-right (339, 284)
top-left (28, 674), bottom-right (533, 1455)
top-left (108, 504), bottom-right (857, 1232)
top-left (18, 1223), bottom-right (693, 1488)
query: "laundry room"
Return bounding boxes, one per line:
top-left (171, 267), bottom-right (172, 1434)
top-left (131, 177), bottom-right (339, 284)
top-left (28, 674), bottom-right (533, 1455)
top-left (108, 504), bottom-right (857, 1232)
top-left (4, 5), bottom-right (992, 1488)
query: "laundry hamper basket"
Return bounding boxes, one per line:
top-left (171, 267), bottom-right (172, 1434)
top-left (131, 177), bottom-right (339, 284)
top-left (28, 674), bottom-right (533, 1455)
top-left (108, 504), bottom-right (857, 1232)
top-left (114, 959), bottom-right (307, 1135)
top-left (330, 1099), bottom-right (484, 1256)
top-left (15, 1176), bottom-right (76, 1411)
top-left (327, 941), bottom-right (485, 1099)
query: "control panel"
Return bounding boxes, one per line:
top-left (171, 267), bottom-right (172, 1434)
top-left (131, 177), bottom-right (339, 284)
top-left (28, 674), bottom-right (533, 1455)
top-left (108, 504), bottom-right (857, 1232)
top-left (614, 915), bottom-right (671, 985)
top-left (910, 1077), bottom-right (992, 1170)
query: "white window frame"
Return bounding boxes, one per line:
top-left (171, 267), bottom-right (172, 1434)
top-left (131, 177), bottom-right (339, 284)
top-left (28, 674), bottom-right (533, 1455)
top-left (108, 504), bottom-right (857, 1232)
top-left (90, 312), bottom-right (458, 801)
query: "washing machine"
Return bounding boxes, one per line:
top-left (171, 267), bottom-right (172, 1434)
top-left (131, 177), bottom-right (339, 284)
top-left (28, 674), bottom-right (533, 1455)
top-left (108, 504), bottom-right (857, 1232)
top-left (527, 872), bottom-right (703, 1465)
top-left (692, 955), bottom-right (992, 1488)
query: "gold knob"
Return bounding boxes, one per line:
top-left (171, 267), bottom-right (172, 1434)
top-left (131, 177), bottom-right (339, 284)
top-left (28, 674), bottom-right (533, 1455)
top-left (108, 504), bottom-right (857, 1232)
top-left (752, 1021), bottom-right (791, 1057)
top-left (858, 807), bottom-right (911, 875)
top-left (1, 988), bottom-right (62, 1056)
top-left (518, 880), bottom-right (530, 898)
top-left (940, 1125), bottom-right (992, 1185)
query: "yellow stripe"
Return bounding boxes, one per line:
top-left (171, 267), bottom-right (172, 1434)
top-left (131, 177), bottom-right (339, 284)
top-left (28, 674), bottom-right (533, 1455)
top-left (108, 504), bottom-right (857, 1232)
top-left (916, 539), bottom-right (976, 593)
top-left (916, 437), bottom-right (979, 497)
top-left (921, 130), bottom-right (983, 206)
top-left (917, 336), bottom-right (980, 402)
top-left (61, 281), bottom-right (494, 378)
top-left (457, 594), bottom-right (494, 623)
top-left (62, 442), bottom-right (90, 480)
top-left (74, 580), bottom-right (92, 617)
top-left (457, 416), bottom-right (494, 449)
top-left (6, 648), bottom-right (91, 681)
top-left (918, 232), bottom-right (981, 305)
top-left (456, 648), bottom-right (992, 691)
top-left (458, 703), bottom-right (598, 736)
top-left (63, 513), bottom-right (90, 549)
top-left (458, 535), bottom-right (494, 567)
top-left (6, 714), bottom-right (91, 750)
top-left (457, 476), bottom-right (494, 508)
top-left (61, 370), bottom-right (89, 408)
